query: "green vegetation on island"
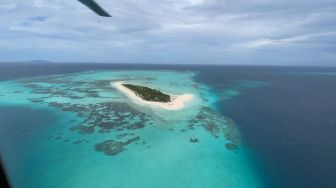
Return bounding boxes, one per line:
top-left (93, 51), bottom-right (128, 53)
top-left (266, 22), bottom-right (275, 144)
top-left (122, 84), bottom-right (171, 102)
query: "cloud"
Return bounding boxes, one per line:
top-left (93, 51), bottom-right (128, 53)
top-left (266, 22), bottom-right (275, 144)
top-left (236, 35), bottom-right (310, 49)
top-left (235, 32), bottom-right (336, 49)
top-left (0, 0), bottom-right (335, 66)
top-left (29, 16), bottom-right (48, 22)
top-left (0, 4), bottom-right (17, 9)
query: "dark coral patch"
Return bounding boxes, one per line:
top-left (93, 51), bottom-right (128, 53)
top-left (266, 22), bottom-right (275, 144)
top-left (46, 102), bottom-right (150, 135)
top-left (95, 140), bottom-right (124, 156)
top-left (192, 106), bottom-right (240, 151)
top-left (30, 99), bottom-right (44, 103)
top-left (116, 133), bottom-right (128, 139)
top-left (70, 125), bottom-right (95, 134)
top-left (95, 137), bottom-right (140, 156)
top-left (225, 143), bottom-right (238, 151)
top-left (21, 76), bottom-right (151, 139)
top-left (190, 137), bottom-right (199, 143)
top-left (73, 139), bottom-right (85, 144)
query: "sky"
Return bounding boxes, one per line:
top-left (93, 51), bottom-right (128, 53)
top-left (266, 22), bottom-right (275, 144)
top-left (0, 0), bottom-right (335, 66)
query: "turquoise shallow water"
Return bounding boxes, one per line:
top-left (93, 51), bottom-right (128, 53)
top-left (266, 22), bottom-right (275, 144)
top-left (0, 70), bottom-right (263, 188)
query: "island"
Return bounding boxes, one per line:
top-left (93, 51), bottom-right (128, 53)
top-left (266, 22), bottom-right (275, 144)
top-left (122, 84), bottom-right (171, 102)
top-left (112, 81), bottom-right (193, 110)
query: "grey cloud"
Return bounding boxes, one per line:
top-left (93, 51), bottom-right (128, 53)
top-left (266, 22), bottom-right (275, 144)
top-left (29, 16), bottom-right (48, 22)
top-left (0, 0), bottom-right (335, 65)
top-left (187, 0), bottom-right (336, 15)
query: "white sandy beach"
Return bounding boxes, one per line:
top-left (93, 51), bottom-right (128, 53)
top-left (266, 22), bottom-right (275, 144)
top-left (112, 81), bottom-right (193, 110)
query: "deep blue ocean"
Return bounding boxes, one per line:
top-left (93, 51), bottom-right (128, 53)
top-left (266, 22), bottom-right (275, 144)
top-left (0, 63), bottom-right (336, 188)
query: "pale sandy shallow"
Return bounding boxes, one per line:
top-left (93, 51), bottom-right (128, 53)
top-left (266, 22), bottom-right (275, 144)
top-left (112, 81), bottom-right (193, 110)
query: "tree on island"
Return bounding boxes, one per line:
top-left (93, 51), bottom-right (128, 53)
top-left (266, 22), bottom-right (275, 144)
top-left (122, 84), bottom-right (171, 103)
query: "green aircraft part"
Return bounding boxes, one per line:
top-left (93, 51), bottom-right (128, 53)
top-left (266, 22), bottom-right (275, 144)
top-left (78, 0), bottom-right (111, 17)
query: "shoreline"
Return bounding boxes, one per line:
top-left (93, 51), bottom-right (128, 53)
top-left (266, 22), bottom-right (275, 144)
top-left (111, 81), bottom-right (193, 110)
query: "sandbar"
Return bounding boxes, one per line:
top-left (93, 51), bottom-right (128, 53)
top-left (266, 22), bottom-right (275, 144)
top-left (112, 81), bottom-right (193, 110)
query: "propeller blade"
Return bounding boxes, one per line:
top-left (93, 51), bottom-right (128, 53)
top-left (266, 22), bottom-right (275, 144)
top-left (78, 0), bottom-right (111, 17)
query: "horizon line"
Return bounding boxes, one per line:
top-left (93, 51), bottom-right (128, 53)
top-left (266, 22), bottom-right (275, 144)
top-left (0, 61), bottom-right (335, 68)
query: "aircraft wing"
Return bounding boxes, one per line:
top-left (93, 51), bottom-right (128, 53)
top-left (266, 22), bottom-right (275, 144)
top-left (78, 0), bottom-right (111, 17)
